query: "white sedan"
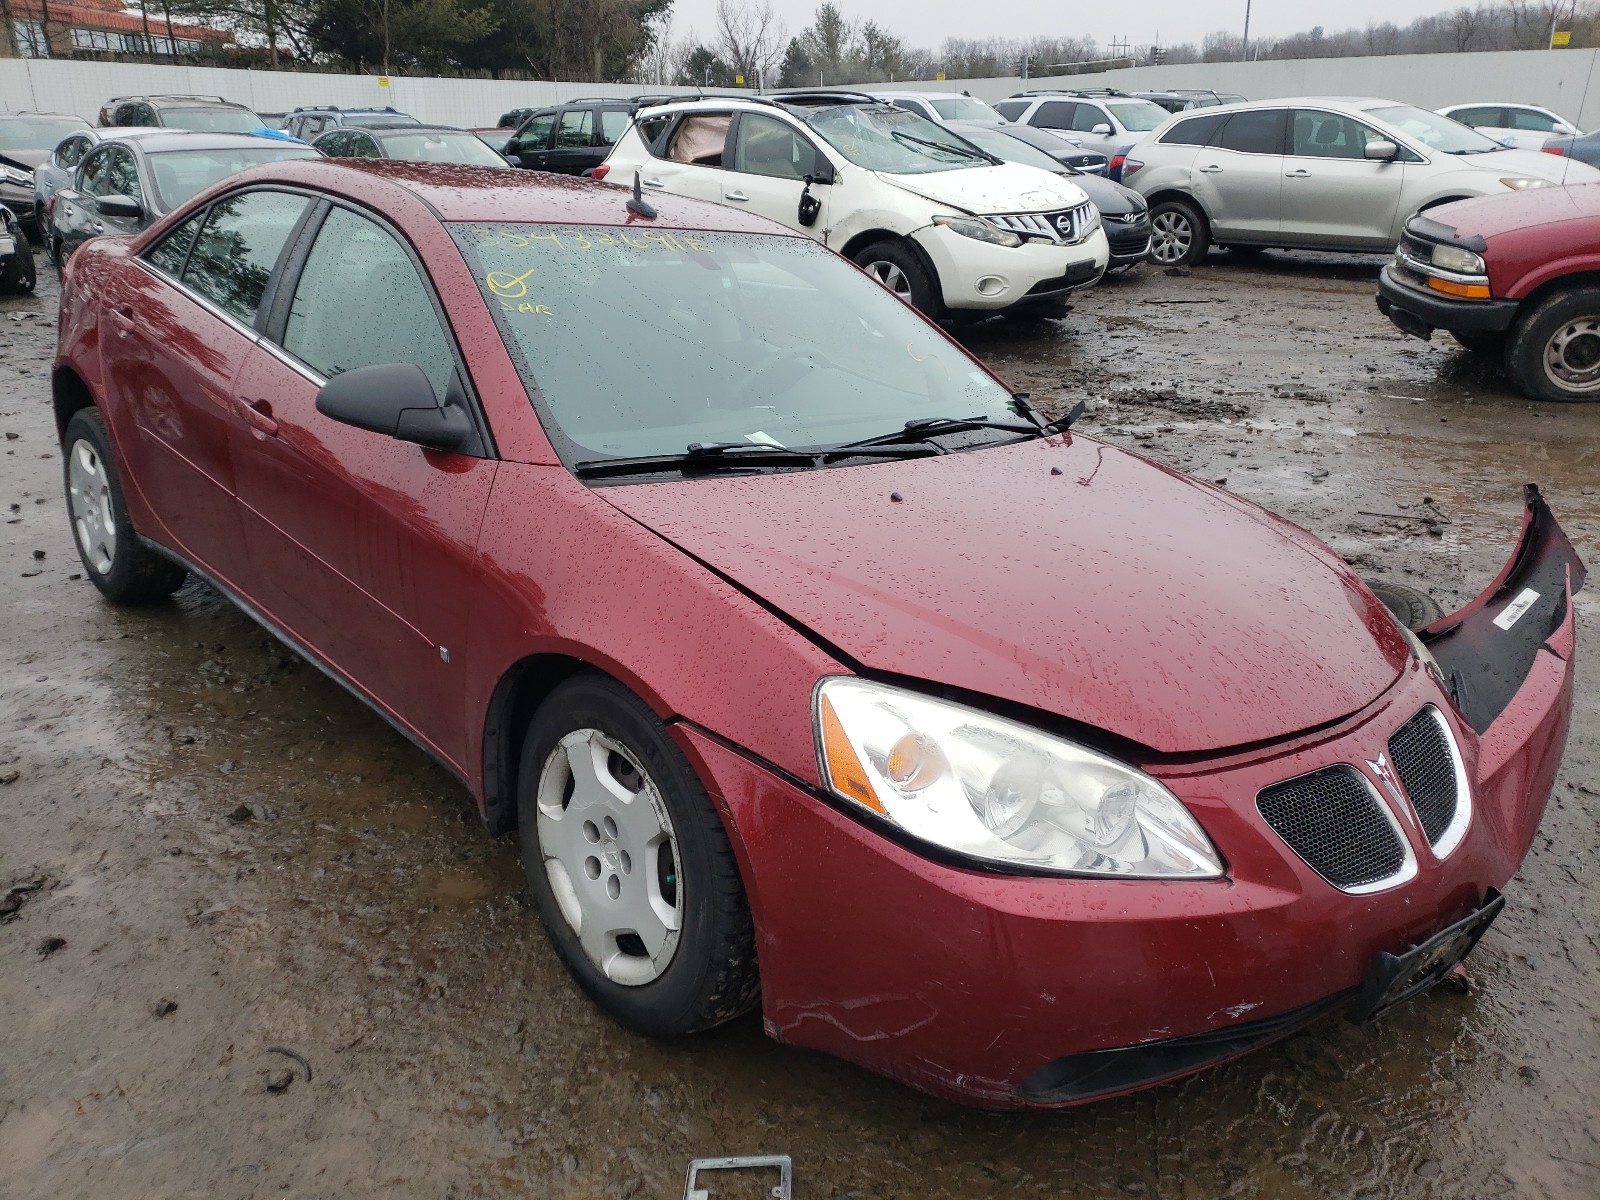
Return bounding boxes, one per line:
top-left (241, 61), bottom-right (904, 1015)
top-left (1437, 103), bottom-right (1581, 151)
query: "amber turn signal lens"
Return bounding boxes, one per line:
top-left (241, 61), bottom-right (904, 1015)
top-left (1427, 277), bottom-right (1492, 300)
top-left (821, 695), bottom-right (884, 813)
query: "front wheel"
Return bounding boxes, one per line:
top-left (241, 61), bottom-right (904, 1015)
top-left (61, 409), bottom-right (189, 603)
top-left (0, 246), bottom-right (35, 294)
top-left (1148, 197), bottom-right (1209, 267)
top-left (1506, 286), bottom-right (1600, 401)
top-left (517, 674), bottom-right (760, 1038)
top-left (852, 239), bottom-right (944, 319)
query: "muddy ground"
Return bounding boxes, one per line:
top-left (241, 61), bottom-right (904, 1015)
top-left (2, 246), bottom-right (1597, 1200)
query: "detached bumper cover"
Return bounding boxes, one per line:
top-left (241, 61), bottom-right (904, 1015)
top-left (674, 488), bottom-right (1583, 1110)
top-left (1377, 264), bottom-right (1518, 337)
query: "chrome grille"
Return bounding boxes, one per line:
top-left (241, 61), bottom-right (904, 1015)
top-left (1257, 765), bottom-right (1408, 891)
top-left (989, 200), bottom-right (1099, 246)
top-left (1389, 706), bottom-right (1462, 849)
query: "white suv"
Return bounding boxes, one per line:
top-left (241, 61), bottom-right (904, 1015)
top-left (597, 93), bottom-right (1108, 318)
top-left (1121, 97), bottom-right (1600, 266)
top-left (992, 89), bottom-right (1173, 175)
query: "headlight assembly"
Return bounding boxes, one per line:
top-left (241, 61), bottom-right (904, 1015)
top-left (932, 215), bottom-right (1024, 248)
top-left (0, 165), bottom-right (33, 187)
top-left (1430, 243), bottom-right (1485, 274)
top-left (1499, 177), bottom-right (1553, 191)
top-left (815, 677), bottom-right (1224, 878)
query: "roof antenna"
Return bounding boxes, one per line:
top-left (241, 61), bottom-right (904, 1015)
top-left (627, 170), bottom-right (657, 219)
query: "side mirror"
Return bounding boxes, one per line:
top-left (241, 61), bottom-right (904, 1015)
top-left (808, 161), bottom-right (835, 185)
top-left (1364, 139), bottom-right (1399, 161)
top-left (315, 363), bottom-right (472, 453)
top-left (504, 137), bottom-right (521, 156)
top-left (96, 194), bottom-right (142, 219)
top-left (1091, 123), bottom-right (1112, 135)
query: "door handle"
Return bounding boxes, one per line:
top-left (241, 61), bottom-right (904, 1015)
top-left (725, 190), bottom-right (750, 202)
top-left (641, 178), bottom-right (665, 189)
top-left (236, 397), bottom-right (279, 437)
top-left (1284, 169), bottom-right (1311, 178)
top-left (111, 306), bottom-right (135, 337)
top-left (1198, 164), bottom-right (1223, 174)
top-left (92, 221), bottom-right (105, 233)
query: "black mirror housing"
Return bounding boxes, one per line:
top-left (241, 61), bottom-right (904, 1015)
top-left (96, 194), bottom-right (142, 219)
top-left (316, 363), bottom-right (472, 453)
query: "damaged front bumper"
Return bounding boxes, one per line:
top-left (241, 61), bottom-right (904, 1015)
top-left (673, 487), bottom-right (1584, 1110)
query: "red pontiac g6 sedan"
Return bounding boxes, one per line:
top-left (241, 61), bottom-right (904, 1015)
top-left (54, 160), bottom-right (1584, 1109)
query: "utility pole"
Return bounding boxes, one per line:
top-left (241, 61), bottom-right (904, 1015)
top-left (1243, 0), bottom-right (1252, 62)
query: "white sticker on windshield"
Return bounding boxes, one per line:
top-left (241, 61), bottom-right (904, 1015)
top-left (1492, 587), bottom-right (1541, 631)
top-left (746, 432), bottom-right (784, 447)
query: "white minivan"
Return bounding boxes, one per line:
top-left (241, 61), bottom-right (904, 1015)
top-left (597, 93), bottom-right (1108, 318)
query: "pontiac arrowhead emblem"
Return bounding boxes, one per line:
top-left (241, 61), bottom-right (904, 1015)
top-left (1366, 751), bottom-right (1408, 811)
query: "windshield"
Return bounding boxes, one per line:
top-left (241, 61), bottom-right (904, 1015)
top-left (960, 127), bottom-right (1066, 173)
top-left (805, 104), bottom-right (989, 174)
top-left (450, 223), bottom-right (1017, 469)
top-left (1105, 101), bottom-right (1170, 132)
top-left (930, 97), bottom-right (1006, 123)
top-left (0, 116), bottom-right (89, 151)
top-left (380, 130), bottom-right (508, 166)
top-left (146, 145), bottom-right (321, 210)
top-left (1369, 105), bottom-right (1502, 154)
top-left (162, 107), bottom-right (263, 134)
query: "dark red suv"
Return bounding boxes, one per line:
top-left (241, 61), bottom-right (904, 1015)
top-left (1378, 185), bottom-right (1600, 401)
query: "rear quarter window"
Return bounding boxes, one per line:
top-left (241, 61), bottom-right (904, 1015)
top-left (1160, 112), bottom-right (1228, 146)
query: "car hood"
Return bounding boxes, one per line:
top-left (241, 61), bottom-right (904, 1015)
top-left (1433, 179), bottom-right (1600, 240)
top-left (1454, 146), bottom-right (1600, 183)
top-left (0, 148), bottom-right (48, 172)
top-left (1069, 172), bottom-right (1144, 216)
top-left (880, 162), bottom-right (1088, 215)
top-left (599, 437), bottom-right (1410, 755)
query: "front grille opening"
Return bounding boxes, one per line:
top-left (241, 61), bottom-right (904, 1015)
top-left (1257, 765), bottom-right (1406, 889)
top-left (1389, 707), bottom-right (1458, 846)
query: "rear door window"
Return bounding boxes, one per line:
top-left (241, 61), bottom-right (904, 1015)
top-left (994, 100), bottom-right (1028, 121)
top-left (181, 190), bottom-right (310, 326)
top-left (666, 114), bottom-right (732, 167)
top-left (56, 134), bottom-right (90, 168)
top-left (556, 109), bottom-right (595, 148)
top-left (1217, 109), bottom-right (1286, 154)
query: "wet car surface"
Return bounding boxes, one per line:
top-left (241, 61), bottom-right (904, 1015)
top-left (3, 248), bottom-right (1599, 1196)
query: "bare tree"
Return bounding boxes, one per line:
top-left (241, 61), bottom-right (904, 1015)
top-left (713, 0), bottom-right (785, 87)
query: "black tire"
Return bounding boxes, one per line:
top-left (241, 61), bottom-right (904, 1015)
top-left (21, 212), bottom-right (44, 245)
top-left (852, 238), bottom-right (944, 319)
top-left (0, 247), bottom-right (34, 294)
top-left (516, 673), bottom-right (759, 1038)
top-left (1450, 329), bottom-right (1507, 356)
top-left (1505, 286), bottom-right (1600, 402)
top-left (61, 409), bottom-right (188, 604)
top-left (1366, 581), bottom-right (1445, 631)
top-left (1148, 196), bottom-right (1209, 267)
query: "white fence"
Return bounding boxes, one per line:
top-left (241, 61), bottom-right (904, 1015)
top-left (0, 57), bottom-right (707, 127)
top-left (884, 48), bottom-right (1600, 132)
top-left (10, 47), bottom-right (1600, 133)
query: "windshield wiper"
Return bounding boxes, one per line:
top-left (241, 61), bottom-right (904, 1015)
top-left (889, 129), bottom-right (996, 164)
top-left (832, 396), bottom-right (1086, 453)
top-left (572, 441), bottom-right (940, 479)
top-left (1012, 391), bottom-right (1087, 434)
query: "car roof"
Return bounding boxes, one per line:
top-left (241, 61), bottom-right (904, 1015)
top-left (370, 124), bottom-right (473, 135)
top-left (109, 95), bottom-right (251, 109)
top-left (867, 91), bottom-right (978, 101)
top-left (217, 158), bottom-right (811, 232)
top-left (1439, 101), bottom-right (1549, 109)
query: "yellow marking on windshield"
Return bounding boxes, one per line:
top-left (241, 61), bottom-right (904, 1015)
top-left (487, 266), bottom-right (538, 299)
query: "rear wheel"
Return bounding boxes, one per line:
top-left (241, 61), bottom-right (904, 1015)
top-left (1366, 581), bottom-right (1445, 631)
top-left (0, 246), bottom-right (35, 294)
top-left (61, 409), bottom-right (188, 603)
top-left (1148, 197), bottom-right (1209, 267)
top-left (852, 239), bottom-right (943, 319)
top-left (1506, 286), bottom-right (1600, 401)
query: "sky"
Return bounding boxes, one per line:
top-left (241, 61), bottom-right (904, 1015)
top-left (663, 0), bottom-right (1475, 53)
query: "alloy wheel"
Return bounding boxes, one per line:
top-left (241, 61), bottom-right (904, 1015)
top-left (1542, 317), bottom-right (1600, 394)
top-left (1150, 211), bottom-right (1193, 265)
top-left (67, 438), bottom-right (117, 575)
top-left (536, 728), bottom-right (682, 986)
top-left (865, 259), bottom-right (913, 299)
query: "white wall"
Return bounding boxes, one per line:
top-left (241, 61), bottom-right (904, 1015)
top-left (877, 48), bottom-right (1600, 131)
top-left (0, 57), bottom-right (708, 127)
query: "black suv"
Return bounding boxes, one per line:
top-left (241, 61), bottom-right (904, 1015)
top-left (98, 95), bottom-right (264, 134)
top-left (505, 98), bottom-right (638, 174)
top-left (281, 106), bottom-right (419, 142)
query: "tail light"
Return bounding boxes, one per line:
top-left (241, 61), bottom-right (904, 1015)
top-left (1120, 158), bottom-right (1143, 179)
top-left (1109, 154), bottom-right (1127, 176)
top-left (1543, 146), bottom-right (1565, 155)
top-left (591, 164), bottom-right (610, 181)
